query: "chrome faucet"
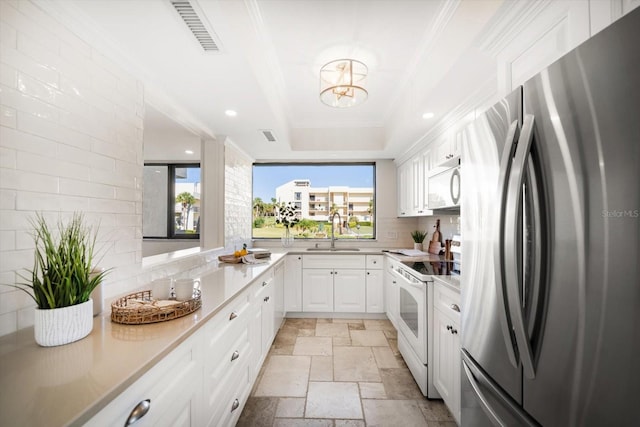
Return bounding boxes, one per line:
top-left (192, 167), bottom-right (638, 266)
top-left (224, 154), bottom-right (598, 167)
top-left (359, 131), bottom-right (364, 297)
top-left (330, 211), bottom-right (341, 249)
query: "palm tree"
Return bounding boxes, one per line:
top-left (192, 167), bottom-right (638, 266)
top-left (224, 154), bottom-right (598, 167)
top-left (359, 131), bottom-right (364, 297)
top-left (253, 197), bottom-right (264, 217)
top-left (176, 192), bottom-right (196, 230)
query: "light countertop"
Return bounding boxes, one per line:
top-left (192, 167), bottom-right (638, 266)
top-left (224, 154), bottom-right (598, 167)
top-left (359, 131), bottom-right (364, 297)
top-left (0, 253), bottom-right (285, 427)
top-left (432, 275), bottom-right (461, 292)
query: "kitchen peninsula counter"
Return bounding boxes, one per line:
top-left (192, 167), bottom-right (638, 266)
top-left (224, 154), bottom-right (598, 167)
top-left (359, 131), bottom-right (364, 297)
top-left (0, 253), bottom-right (285, 427)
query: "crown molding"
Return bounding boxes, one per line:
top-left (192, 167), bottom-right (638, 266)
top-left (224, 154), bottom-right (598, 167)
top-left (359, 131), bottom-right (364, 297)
top-left (475, 0), bottom-right (553, 55)
top-left (395, 75), bottom-right (497, 165)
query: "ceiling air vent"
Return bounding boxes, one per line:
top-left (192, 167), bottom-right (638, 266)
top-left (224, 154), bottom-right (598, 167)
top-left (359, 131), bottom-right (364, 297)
top-left (170, 0), bottom-right (221, 52)
top-left (261, 130), bottom-right (277, 142)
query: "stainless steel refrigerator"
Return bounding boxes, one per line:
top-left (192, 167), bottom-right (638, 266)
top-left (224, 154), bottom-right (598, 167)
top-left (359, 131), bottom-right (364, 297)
top-left (460, 8), bottom-right (640, 427)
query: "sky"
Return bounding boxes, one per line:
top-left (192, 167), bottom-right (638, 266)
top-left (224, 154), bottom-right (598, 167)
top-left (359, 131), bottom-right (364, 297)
top-left (176, 166), bottom-right (201, 183)
top-left (253, 164), bottom-right (375, 201)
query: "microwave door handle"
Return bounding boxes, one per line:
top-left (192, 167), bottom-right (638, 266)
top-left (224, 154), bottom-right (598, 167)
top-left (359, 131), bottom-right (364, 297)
top-left (504, 114), bottom-right (536, 380)
top-left (450, 167), bottom-right (461, 205)
top-left (494, 119), bottom-right (520, 368)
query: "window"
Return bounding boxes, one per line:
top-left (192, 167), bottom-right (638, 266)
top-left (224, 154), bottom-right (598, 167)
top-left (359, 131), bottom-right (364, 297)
top-left (252, 163), bottom-right (375, 240)
top-left (143, 164), bottom-right (200, 239)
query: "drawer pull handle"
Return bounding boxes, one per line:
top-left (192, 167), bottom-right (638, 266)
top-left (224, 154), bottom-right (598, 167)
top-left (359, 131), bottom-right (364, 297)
top-left (231, 399), bottom-right (240, 412)
top-left (262, 281), bottom-right (268, 287)
top-left (451, 328), bottom-right (458, 335)
top-left (125, 399), bottom-right (150, 426)
top-left (450, 304), bottom-right (460, 312)
top-left (446, 325), bottom-right (452, 331)
top-left (229, 311), bottom-right (238, 321)
top-left (231, 350), bottom-right (240, 361)
top-left (264, 296), bottom-right (269, 302)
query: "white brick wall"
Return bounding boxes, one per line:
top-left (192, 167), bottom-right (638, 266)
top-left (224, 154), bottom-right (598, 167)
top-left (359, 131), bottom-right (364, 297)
top-left (224, 141), bottom-right (253, 249)
top-left (0, 1), bottom-right (145, 336)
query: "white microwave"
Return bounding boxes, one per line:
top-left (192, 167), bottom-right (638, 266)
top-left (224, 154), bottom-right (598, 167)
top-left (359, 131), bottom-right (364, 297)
top-left (428, 166), bottom-right (460, 209)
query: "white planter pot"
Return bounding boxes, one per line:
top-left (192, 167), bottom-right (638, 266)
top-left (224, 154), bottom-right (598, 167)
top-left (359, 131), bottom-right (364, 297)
top-left (414, 242), bottom-right (423, 251)
top-left (34, 299), bottom-right (94, 347)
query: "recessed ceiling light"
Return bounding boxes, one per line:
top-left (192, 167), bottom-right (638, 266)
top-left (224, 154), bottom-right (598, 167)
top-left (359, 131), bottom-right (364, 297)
top-left (185, 150), bottom-right (194, 154)
top-left (422, 112), bottom-right (435, 119)
top-left (225, 110), bottom-right (237, 117)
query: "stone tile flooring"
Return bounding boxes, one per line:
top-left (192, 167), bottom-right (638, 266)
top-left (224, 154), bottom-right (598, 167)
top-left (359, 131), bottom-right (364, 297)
top-left (238, 318), bottom-right (456, 427)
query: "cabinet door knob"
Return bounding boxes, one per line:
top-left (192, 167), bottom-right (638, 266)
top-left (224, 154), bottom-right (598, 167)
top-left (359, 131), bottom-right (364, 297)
top-left (367, 272), bottom-right (370, 275)
top-left (262, 281), bottom-right (268, 287)
top-left (229, 311), bottom-right (238, 321)
top-left (231, 350), bottom-right (240, 361)
top-left (373, 260), bottom-right (377, 264)
top-left (231, 399), bottom-right (240, 412)
top-left (452, 329), bottom-right (458, 335)
top-left (446, 325), bottom-right (452, 331)
top-left (264, 296), bottom-right (269, 302)
top-left (450, 304), bottom-right (460, 312)
top-left (298, 256), bottom-right (301, 260)
top-left (125, 399), bottom-right (151, 426)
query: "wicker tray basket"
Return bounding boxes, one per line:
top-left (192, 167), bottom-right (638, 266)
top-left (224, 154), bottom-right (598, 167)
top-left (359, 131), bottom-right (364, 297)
top-left (111, 290), bottom-right (202, 325)
top-left (218, 254), bottom-right (242, 264)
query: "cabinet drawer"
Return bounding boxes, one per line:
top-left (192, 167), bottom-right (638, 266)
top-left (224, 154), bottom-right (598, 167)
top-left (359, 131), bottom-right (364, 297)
top-left (366, 254), bottom-right (384, 269)
top-left (253, 271), bottom-right (274, 298)
top-left (204, 326), bottom-right (251, 417)
top-left (303, 254), bottom-right (366, 269)
top-left (433, 282), bottom-right (461, 324)
top-left (202, 289), bottom-right (251, 361)
top-left (86, 335), bottom-right (200, 427)
top-left (206, 353), bottom-right (252, 427)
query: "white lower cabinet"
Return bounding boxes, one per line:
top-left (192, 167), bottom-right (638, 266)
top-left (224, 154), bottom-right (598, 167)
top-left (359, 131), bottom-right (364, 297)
top-left (365, 269), bottom-right (384, 313)
top-left (384, 259), bottom-right (399, 328)
top-left (334, 269), bottom-right (366, 312)
top-left (432, 282), bottom-right (461, 425)
top-left (85, 332), bottom-right (202, 427)
top-left (253, 273), bottom-right (275, 370)
top-left (302, 268), bottom-right (334, 312)
top-left (302, 255), bottom-right (370, 313)
top-left (87, 260), bottom-right (287, 427)
top-left (365, 255), bottom-right (384, 313)
top-left (284, 254), bottom-right (303, 312)
top-left (273, 261), bottom-right (285, 330)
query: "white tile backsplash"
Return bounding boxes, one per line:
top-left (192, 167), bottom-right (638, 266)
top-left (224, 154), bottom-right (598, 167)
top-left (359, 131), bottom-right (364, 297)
top-left (0, 0), bottom-right (145, 337)
top-left (224, 141), bottom-right (253, 249)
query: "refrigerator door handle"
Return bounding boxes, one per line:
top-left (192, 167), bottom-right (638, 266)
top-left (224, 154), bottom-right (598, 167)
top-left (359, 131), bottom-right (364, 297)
top-left (463, 360), bottom-right (505, 426)
top-left (493, 119), bottom-right (520, 368)
top-left (462, 350), bottom-right (539, 427)
top-left (504, 114), bottom-right (536, 379)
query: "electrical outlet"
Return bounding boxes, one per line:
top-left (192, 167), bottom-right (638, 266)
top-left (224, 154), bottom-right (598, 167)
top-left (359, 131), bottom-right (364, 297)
top-left (386, 231), bottom-right (398, 239)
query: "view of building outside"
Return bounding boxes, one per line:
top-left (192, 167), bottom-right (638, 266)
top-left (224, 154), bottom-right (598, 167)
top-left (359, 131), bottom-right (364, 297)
top-left (252, 164), bottom-right (375, 239)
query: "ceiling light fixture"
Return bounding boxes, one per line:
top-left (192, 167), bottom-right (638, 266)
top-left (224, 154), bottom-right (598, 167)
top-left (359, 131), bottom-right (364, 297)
top-left (320, 59), bottom-right (368, 108)
top-left (422, 112), bottom-right (435, 119)
top-left (225, 110), bottom-right (237, 117)
top-left (185, 150), bottom-right (194, 154)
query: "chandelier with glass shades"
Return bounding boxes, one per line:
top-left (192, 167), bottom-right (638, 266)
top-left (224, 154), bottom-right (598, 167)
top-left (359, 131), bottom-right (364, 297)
top-left (319, 59), bottom-right (368, 108)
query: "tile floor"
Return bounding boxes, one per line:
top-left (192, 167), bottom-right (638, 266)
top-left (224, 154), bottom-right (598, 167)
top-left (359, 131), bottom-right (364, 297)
top-left (237, 318), bottom-right (456, 427)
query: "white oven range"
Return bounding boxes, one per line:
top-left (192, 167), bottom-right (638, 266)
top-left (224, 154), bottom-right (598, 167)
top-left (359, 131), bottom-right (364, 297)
top-left (389, 259), bottom-right (445, 398)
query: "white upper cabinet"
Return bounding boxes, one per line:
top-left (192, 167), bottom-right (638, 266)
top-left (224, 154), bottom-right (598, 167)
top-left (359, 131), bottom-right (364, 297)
top-left (397, 160), bottom-right (412, 217)
top-left (431, 134), bottom-right (460, 169)
top-left (397, 148), bottom-right (434, 217)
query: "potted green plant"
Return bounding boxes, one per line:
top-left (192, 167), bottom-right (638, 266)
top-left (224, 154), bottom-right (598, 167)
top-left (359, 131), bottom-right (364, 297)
top-left (12, 212), bottom-right (109, 347)
top-left (275, 202), bottom-right (300, 247)
top-left (410, 230), bottom-right (427, 251)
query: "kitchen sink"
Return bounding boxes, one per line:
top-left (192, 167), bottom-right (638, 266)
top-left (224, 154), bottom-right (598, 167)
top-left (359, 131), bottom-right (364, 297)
top-left (305, 247), bottom-right (360, 251)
